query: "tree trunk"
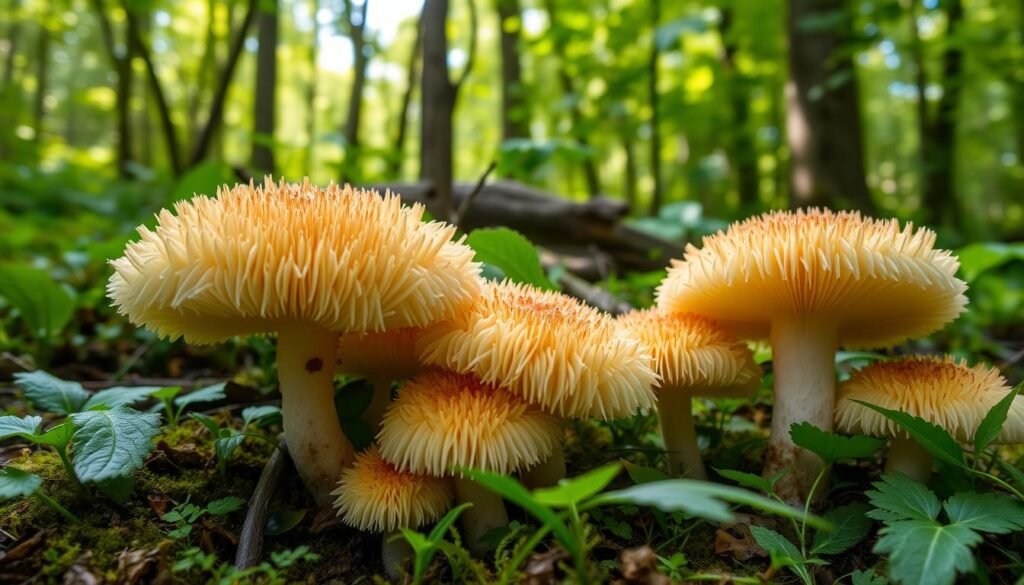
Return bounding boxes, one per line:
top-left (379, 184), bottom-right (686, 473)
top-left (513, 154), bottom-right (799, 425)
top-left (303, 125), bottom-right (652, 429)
top-left (921, 0), bottom-right (963, 228)
top-left (91, 0), bottom-right (134, 176)
top-left (719, 6), bottom-right (760, 213)
top-left (419, 0), bottom-right (456, 220)
top-left (125, 6), bottom-right (182, 175)
top-left (786, 0), bottom-right (874, 213)
top-left (190, 0), bottom-right (219, 150)
top-left (497, 0), bottom-right (528, 140)
top-left (304, 0), bottom-right (320, 177)
top-left (32, 22), bottom-right (48, 142)
top-left (389, 12), bottom-right (422, 177)
top-left (623, 137), bottom-right (638, 210)
top-left (252, 0), bottom-right (278, 175)
top-left (341, 0), bottom-right (370, 183)
top-left (647, 0), bottom-right (663, 215)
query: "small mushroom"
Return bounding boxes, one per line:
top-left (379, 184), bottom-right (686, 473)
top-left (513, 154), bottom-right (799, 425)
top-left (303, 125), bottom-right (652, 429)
top-left (377, 369), bottom-right (561, 553)
top-left (333, 446), bottom-right (453, 581)
top-left (836, 356), bottom-right (1024, 482)
top-left (656, 209), bottom-right (967, 501)
top-left (108, 179), bottom-right (481, 505)
top-left (338, 327), bottom-right (425, 428)
top-left (618, 309), bottom-right (761, 480)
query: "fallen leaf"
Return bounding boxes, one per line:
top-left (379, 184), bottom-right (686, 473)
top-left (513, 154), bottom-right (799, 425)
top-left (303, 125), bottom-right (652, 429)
top-left (523, 546), bottom-right (569, 585)
top-left (62, 553), bottom-right (100, 585)
top-left (146, 493), bottom-right (169, 518)
top-left (615, 546), bottom-right (670, 585)
top-left (115, 546), bottom-right (169, 585)
top-left (0, 530), bottom-right (46, 563)
top-left (715, 524), bottom-right (767, 561)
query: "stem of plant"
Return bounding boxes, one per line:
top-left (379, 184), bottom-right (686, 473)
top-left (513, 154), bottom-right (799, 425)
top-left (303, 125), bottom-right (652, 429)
top-left (800, 466), bottom-right (828, 556)
top-left (34, 491), bottom-right (80, 524)
top-left (569, 503), bottom-right (588, 585)
top-left (55, 447), bottom-right (83, 493)
top-left (499, 524), bottom-right (552, 585)
top-left (973, 469), bottom-right (1024, 501)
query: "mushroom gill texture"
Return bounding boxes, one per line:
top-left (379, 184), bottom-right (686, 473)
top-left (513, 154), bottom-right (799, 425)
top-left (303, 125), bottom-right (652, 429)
top-left (333, 446), bottom-right (453, 533)
top-left (417, 280), bottom-right (658, 419)
top-left (836, 356), bottom-right (1024, 443)
top-left (378, 370), bottom-right (562, 476)
top-left (108, 179), bottom-right (482, 343)
top-left (656, 208), bottom-right (968, 347)
top-left (338, 327), bottom-right (424, 380)
top-left (617, 309), bottom-right (760, 396)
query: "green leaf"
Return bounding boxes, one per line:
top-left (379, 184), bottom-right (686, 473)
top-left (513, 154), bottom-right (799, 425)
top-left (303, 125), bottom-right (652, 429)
top-left (943, 492), bottom-right (1024, 533)
top-left (83, 386), bottom-right (164, 411)
top-left (96, 475), bottom-right (134, 504)
top-left (532, 463), bottom-right (620, 508)
top-left (336, 379), bottom-right (375, 419)
top-left (0, 415), bottom-right (43, 441)
top-left (242, 405), bottom-right (281, 427)
top-left (189, 412), bottom-right (221, 436)
top-left (70, 407), bottom-right (161, 483)
top-left (851, 568), bottom-right (889, 585)
top-left (853, 401), bottom-right (965, 468)
top-left (215, 434), bottom-right (247, 465)
top-left (750, 526), bottom-right (811, 585)
top-left (956, 242), bottom-right (1024, 283)
top-left (265, 509), bottom-right (307, 536)
top-left (427, 502), bottom-right (473, 543)
top-left (873, 520), bottom-right (979, 585)
top-left (622, 460), bottom-right (670, 484)
top-left (174, 383), bottom-right (227, 408)
top-left (0, 264), bottom-right (75, 340)
top-left (169, 161), bottom-right (236, 204)
top-left (867, 473), bottom-right (941, 523)
top-left (151, 386), bottom-right (182, 403)
top-left (715, 468), bottom-right (772, 493)
top-left (811, 503), bottom-right (873, 556)
top-left (14, 371), bottom-right (88, 414)
top-left (207, 496), bottom-right (245, 515)
top-left (0, 467), bottom-right (42, 499)
top-left (789, 422), bottom-right (886, 464)
top-left (34, 422), bottom-right (74, 447)
top-left (465, 228), bottom-right (555, 290)
top-left (974, 383), bottom-right (1022, 454)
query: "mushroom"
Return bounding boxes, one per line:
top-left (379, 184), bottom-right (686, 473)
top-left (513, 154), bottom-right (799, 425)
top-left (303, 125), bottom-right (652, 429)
top-left (377, 369), bottom-right (561, 553)
top-left (836, 356), bottom-right (1024, 482)
top-left (417, 280), bottom-right (658, 487)
top-left (107, 179), bottom-right (481, 505)
top-left (338, 327), bottom-right (424, 428)
top-left (618, 309), bottom-right (762, 480)
top-left (656, 209), bottom-right (967, 501)
top-left (334, 445), bottom-right (453, 581)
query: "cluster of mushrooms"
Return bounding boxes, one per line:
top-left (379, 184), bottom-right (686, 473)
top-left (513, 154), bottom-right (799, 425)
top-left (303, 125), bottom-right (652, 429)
top-left (108, 179), bottom-right (1024, 578)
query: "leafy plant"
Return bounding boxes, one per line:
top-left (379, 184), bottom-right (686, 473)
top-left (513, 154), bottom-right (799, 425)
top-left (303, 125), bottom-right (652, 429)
top-left (153, 383), bottom-right (228, 427)
top-left (191, 405), bottom-right (280, 474)
top-left (0, 264), bottom-right (76, 355)
top-left (465, 227), bottom-right (556, 290)
top-left (14, 370), bottom-right (162, 414)
top-left (172, 544), bottom-right (318, 584)
top-left (162, 496), bottom-right (246, 539)
top-left (0, 466), bottom-right (79, 523)
top-left (397, 502), bottom-right (473, 585)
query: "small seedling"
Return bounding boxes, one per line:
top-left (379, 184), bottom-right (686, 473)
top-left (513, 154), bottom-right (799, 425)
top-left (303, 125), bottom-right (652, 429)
top-left (191, 405), bottom-right (280, 474)
top-left (153, 383), bottom-right (228, 427)
top-left (161, 496), bottom-right (246, 539)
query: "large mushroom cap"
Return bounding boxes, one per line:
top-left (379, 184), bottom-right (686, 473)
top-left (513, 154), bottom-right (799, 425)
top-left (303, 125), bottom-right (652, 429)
top-left (835, 356), bottom-right (1024, 443)
top-left (418, 280), bottom-right (658, 419)
top-left (333, 446), bottom-right (453, 533)
top-left (656, 209), bottom-right (968, 347)
top-left (338, 327), bottom-right (424, 380)
top-left (378, 370), bottom-right (561, 476)
top-left (618, 309), bottom-right (761, 398)
top-left (108, 179), bottom-right (482, 343)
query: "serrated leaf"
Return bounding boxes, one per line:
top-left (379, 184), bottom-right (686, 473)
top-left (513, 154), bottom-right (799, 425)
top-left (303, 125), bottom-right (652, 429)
top-left (0, 415), bottom-right (43, 441)
top-left (14, 371), bottom-right (88, 414)
top-left (174, 383), bottom-right (227, 408)
top-left (70, 407), bottom-right (160, 482)
top-left (853, 401), bottom-right (965, 468)
top-left (851, 568), bottom-right (889, 585)
top-left (83, 386), bottom-right (164, 411)
top-left (943, 492), bottom-right (1024, 533)
top-left (974, 384), bottom-right (1022, 454)
top-left (873, 520), bottom-right (979, 585)
top-left (811, 503), bottom-right (873, 555)
top-left (867, 473), bottom-right (941, 522)
top-left (0, 467), bottom-right (42, 499)
top-left (465, 228), bottom-right (555, 290)
top-left (790, 422), bottom-right (886, 464)
top-left (716, 468), bottom-right (772, 493)
top-left (532, 463), bottom-right (620, 508)
top-left (0, 264), bottom-right (76, 340)
top-left (750, 526), bottom-right (811, 584)
top-left (207, 496), bottom-right (245, 515)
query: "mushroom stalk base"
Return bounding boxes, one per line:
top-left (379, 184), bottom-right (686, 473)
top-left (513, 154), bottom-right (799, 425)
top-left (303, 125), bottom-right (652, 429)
top-left (658, 390), bottom-right (707, 480)
top-left (521, 446), bottom-right (567, 489)
top-left (454, 477), bottom-right (508, 555)
top-left (278, 324), bottom-right (355, 508)
top-left (362, 375), bottom-right (394, 430)
top-left (885, 435), bottom-right (933, 483)
top-left (764, 318), bottom-right (838, 505)
top-left (382, 532), bottom-right (413, 582)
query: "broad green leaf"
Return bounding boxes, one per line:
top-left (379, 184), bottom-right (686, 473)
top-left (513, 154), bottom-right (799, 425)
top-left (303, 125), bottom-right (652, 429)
top-left (811, 503), bottom-right (873, 556)
top-left (715, 468), bottom-right (772, 493)
top-left (622, 460), bottom-right (670, 484)
top-left (943, 492), bottom-right (1024, 533)
top-left (265, 509), bottom-right (307, 536)
top-left (532, 463), bottom-right (620, 508)
top-left (242, 405), bottom-right (281, 427)
top-left (956, 242), bottom-right (1024, 283)
top-left (70, 407), bottom-right (161, 482)
top-left (853, 401), bottom-right (965, 468)
top-left (465, 228), bottom-right (555, 290)
top-left (0, 467), bottom-right (42, 499)
top-left (0, 415), bottom-right (42, 440)
top-left (867, 473), bottom-right (940, 523)
top-left (0, 264), bottom-right (75, 340)
top-left (873, 520), bottom-right (979, 585)
top-left (207, 496), bottom-right (245, 515)
top-left (789, 422), bottom-right (886, 464)
top-left (151, 386), bottom-right (182, 402)
top-left (174, 383), bottom-right (227, 408)
top-left (974, 383), bottom-right (1022, 454)
top-left (398, 528), bottom-right (433, 554)
top-left (14, 371), bottom-right (88, 414)
top-left (34, 422), bottom-right (74, 447)
top-left (215, 434), bottom-right (247, 464)
top-left (83, 386), bottom-right (164, 411)
top-left (750, 526), bottom-right (811, 585)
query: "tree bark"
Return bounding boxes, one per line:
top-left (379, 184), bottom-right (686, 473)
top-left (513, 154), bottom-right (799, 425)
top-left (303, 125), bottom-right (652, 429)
top-left (647, 0), bottom-right (663, 215)
top-left (718, 6), bottom-right (760, 213)
top-left (786, 0), bottom-right (874, 213)
top-left (304, 0), bottom-right (320, 177)
top-left (419, 0), bottom-right (456, 220)
top-left (252, 0), bottom-right (278, 174)
top-left (32, 21), bottom-right (48, 142)
top-left (389, 12), bottom-right (422, 177)
top-left (91, 0), bottom-right (134, 177)
top-left (125, 6), bottom-right (182, 175)
top-left (341, 0), bottom-right (370, 182)
top-left (497, 0), bottom-right (528, 140)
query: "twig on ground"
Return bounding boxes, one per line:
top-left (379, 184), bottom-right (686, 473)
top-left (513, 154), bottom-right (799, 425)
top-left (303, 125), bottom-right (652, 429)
top-left (235, 439), bottom-right (290, 569)
top-left (556, 270), bottom-right (633, 315)
top-left (454, 161), bottom-right (497, 229)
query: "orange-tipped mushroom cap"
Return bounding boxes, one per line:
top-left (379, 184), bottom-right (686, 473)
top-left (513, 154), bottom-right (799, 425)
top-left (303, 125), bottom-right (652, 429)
top-left (618, 309), bottom-right (761, 398)
top-left (108, 179), bottom-right (481, 342)
top-left (378, 370), bottom-right (561, 476)
top-left (338, 327), bottom-right (424, 380)
top-left (656, 209), bottom-right (967, 348)
top-left (417, 281), bottom-right (658, 419)
top-left (333, 446), bottom-right (453, 533)
top-left (835, 356), bottom-right (1024, 443)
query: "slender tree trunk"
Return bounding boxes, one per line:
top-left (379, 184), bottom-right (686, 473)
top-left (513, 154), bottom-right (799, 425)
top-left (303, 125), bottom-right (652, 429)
top-left (91, 0), bottom-right (134, 176)
top-left (1016, 1), bottom-right (1024, 169)
top-left (786, 0), bottom-right (874, 213)
top-left (420, 0), bottom-right (456, 220)
top-left (921, 0), bottom-right (963, 227)
top-left (125, 6), bottom-right (182, 175)
top-left (341, 0), bottom-right (369, 182)
top-left (190, 0), bottom-right (218, 148)
top-left (252, 0), bottom-right (278, 174)
top-left (647, 0), bottom-right (663, 215)
top-left (390, 13), bottom-right (422, 177)
top-left (497, 0), bottom-right (528, 140)
top-left (719, 6), bottom-right (759, 213)
top-left (304, 0), bottom-right (320, 177)
top-left (32, 22), bottom-right (48, 142)
top-left (623, 136), bottom-right (638, 210)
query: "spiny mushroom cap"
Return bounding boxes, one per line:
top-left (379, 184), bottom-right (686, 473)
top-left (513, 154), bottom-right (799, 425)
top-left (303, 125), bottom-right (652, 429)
top-left (656, 209), bottom-right (968, 348)
top-left (378, 370), bottom-right (562, 476)
top-left (338, 327), bottom-right (424, 380)
top-left (108, 179), bottom-right (482, 343)
top-left (618, 309), bottom-right (761, 398)
top-left (333, 446), bottom-right (453, 533)
top-left (835, 356), bottom-right (1024, 443)
top-left (417, 281), bottom-right (658, 419)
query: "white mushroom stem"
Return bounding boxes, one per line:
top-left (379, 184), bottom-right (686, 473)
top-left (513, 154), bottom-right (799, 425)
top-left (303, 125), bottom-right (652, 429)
top-left (278, 324), bottom-right (355, 507)
top-left (658, 389), bottom-right (707, 480)
top-left (764, 317), bottom-right (839, 504)
top-left (382, 531), bottom-right (413, 582)
top-left (362, 374), bottom-right (394, 430)
top-left (521, 447), bottom-right (567, 489)
top-left (885, 435), bottom-right (933, 483)
top-left (454, 477), bottom-right (508, 555)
